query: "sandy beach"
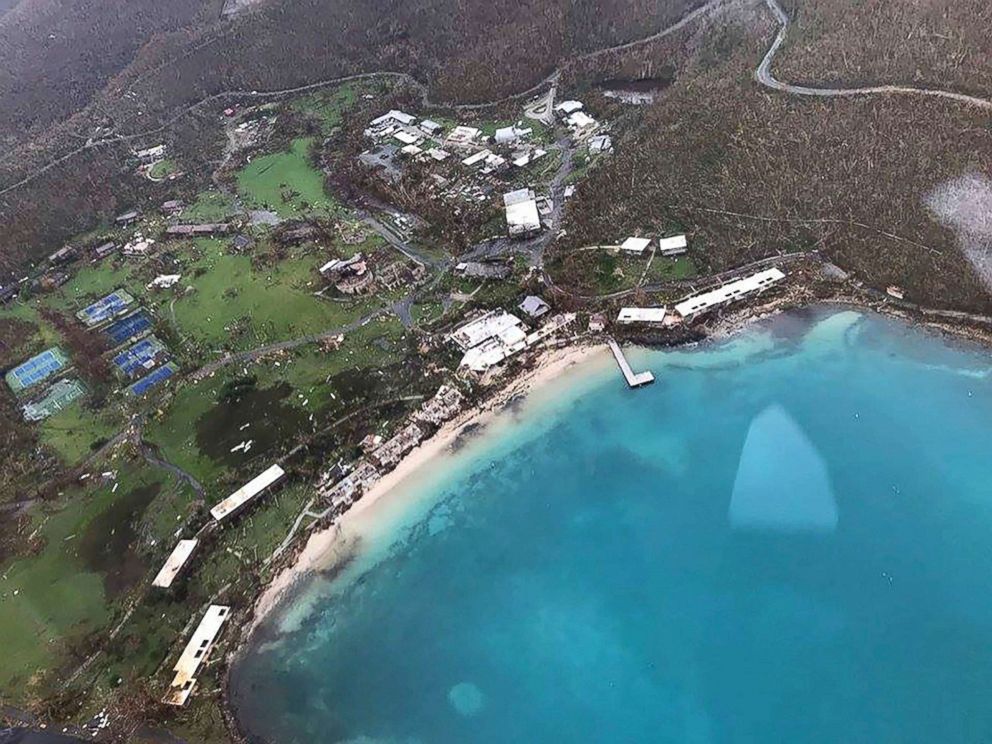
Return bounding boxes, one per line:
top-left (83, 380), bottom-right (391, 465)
top-left (250, 341), bottom-right (611, 629)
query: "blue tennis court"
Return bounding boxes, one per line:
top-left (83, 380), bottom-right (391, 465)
top-left (5, 347), bottom-right (69, 393)
top-left (105, 311), bottom-right (152, 347)
top-left (76, 290), bottom-right (135, 327)
top-left (129, 363), bottom-right (176, 396)
top-left (113, 336), bottom-right (167, 378)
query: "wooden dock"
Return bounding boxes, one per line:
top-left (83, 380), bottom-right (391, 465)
top-left (607, 338), bottom-right (655, 388)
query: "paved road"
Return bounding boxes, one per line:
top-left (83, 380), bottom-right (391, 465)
top-left (756, 0), bottom-right (992, 110)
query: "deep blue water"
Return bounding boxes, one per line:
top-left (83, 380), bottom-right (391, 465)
top-left (232, 308), bottom-right (992, 743)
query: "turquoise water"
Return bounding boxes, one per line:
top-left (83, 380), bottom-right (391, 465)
top-left (232, 308), bottom-right (992, 743)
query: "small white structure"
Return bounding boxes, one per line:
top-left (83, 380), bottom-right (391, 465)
top-left (152, 539), bottom-right (198, 589)
top-left (136, 144), bottom-right (166, 164)
top-left (370, 110), bottom-right (416, 128)
top-left (503, 188), bottom-right (541, 238)
top-left (566, 111), bottom-right (597, 134)
top-left (420, 119), bottom-right (443, 135)
top-left (427, 147), bottom-right (451, 161)
top-left (555, 100), bottom-right (583, 116)
top-left (620, 237), bottom-right (651, 254)
top-left (589, 134), bottom-right (612, 154)
top-left (658, 235), bottom-right (688, 256)
top-left (393, 130), bottom-right (421, 146)
top-left (461, 149), bottom-right (492, 168)
top-left (519, 295), bottom-right (551, 319)
top-left (147, 274), bottom-right (182, 290)
top-left (123, 237), bottom-right (155, 257)
top-left (162, 605), bottom-right (231, 706)
top-left (675, 268), bottom-right (786, 320)
top-left (617, 307), bottom-right (668, 325)
top-left (494, 125), bottom-right (532, 145)
top-left (400, 143), bottom-right (423, 157)
top-left (210, 464), bottom-right (286, 522)
top-left (446, 125), bottom-right (482, 148)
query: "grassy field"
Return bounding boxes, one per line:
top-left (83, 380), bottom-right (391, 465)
top-left (180, 190), bottom-right (240, 222)
top-left (38, 399), bottom-right (122, 464)
top-left (237, 137), bottom-right (336, 219)
top-left (0, 461), bottom-right (188, 704)
top-left (148, 159), bottom-right (178, 179)
top-left (291, 83), bottom-right (359, 134)
top-left (169, 240), bottom-right (369, 351)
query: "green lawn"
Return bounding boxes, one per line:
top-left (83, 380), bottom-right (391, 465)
top-left (170, 242), bottom-right (366, 351)
top-left (148, 159), bottom-right (178, 179)
top-left (181, 190), bottom-right (240, 223)
top-left (236, 137), bottom-right (336, 219)
top-left (38, 399), bottom-right (122, 464)
top-left (291, 84), bottom-right (358, 134)
top-left (0, 464), bottom-right (180, 703)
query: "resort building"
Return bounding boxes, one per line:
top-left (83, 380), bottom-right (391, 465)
top-left (674, 268), bottom-right (786, 320)
top-left (657, 235), bottom-right (688, 256)
top-left (210, 464), bottom-right (286, 522)
top-left (320, 460), bottom-right (380, 509)
top-left (620, 237), bottom-right (652, 254)
top-left (152, 539), bottom-right (199, 590)
top-left (450, 311), bottom-right (530, 374)
top-left (162, 605), bottom-right (231, 706)
top-left (519, 295), bottom-right (551, 319)
top-left (445, 125), bottom-right (482, 149)
top-left (454, 261), bottom-right (511, 280)
top-left (503, 188), bottom-right (541, 238)
top-left (369, 423), bottom-right (425, 469)
top-left (165, 223), bottom-right (231, 237)
top-left (414, 385), bottom-right (464, 426)
top-left (617, 307), bottom-right (668, 325)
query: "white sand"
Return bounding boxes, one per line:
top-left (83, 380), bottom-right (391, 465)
top-left (251, 342), bottom-right (610, 628)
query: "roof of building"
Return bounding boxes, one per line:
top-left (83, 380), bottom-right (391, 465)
top-left (674, 268), bottom-right (786, 318)
top-left (567, 111), bottom-right (597, 130)
top-left (370, 110), bottom-right (416, 127)
top-left (657, 235), bottom-right (688, 253)
top-left (556, 100), bottom-right (583, 114)
top-left (519, 295), bottom-right (551, 318)
top-left (620, 237), bottom-right (651, 253)
top-left (450, 311), bottom-right (527, 351)
top-left (210, 464), bottom-right (286, 522)
top-left (162, 605), bottom-right (230, 706)
top-left (461, 149), bottom-right (492, 167)
top-left (152, 539), bottom-right (199, 589)
top-left (393, 130), bottom-right (420, 145)
top-left (420, 119), bottom-right (442, 132)
top-left (504, 189), bottom-right (541, 236)
top-left (617, 307), bottom-right (668, 324)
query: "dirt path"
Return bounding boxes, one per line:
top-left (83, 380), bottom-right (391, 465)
top-left (756, 0), bottom-right (992, 110)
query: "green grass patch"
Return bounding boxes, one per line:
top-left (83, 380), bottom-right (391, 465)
top-left (148, 159), bottom-right (178, 179)
top-left (181, 191), bottom-right (240, 223)
top-left (37, 399), bottom-right (122, 465)
top-left (237, 138), bottom-right (336, 219)
top-left (291, 84), bottom-right (358, 134)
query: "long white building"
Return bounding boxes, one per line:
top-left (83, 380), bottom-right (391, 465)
top-left (162, 605), bottom-right (231, 706)
top-left (210, 464), bottom-right (286, 522)
top-left (674, 268), bottom-right (786, 320)
top-left (152, 539), bottom-right (199, 589)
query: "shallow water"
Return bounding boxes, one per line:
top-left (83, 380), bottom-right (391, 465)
top-left (232, 308), bottom-right (992, 743)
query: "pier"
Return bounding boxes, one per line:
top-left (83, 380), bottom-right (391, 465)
top-left (607, 338), bottom-right (655, 388)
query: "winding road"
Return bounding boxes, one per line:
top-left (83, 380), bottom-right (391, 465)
top-left (755, 0), bottom-right (992, 110)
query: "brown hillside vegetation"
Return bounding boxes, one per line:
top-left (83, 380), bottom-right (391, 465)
top-left (775, 0), bottom-right (992, 95)
top-left (555, 0), bottom-right (992, 312)
top-left (0, 0), bottom-right (224, 148)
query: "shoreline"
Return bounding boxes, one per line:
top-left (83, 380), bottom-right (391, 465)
top-left (221, 291), bottom-right (992, 742)
top-left (248, 341), bottom-right (611, 633)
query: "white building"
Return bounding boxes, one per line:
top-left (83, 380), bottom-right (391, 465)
top-left (450, 311), bottom-right (530, 373)
top-left (589, 134), bottom-right (612, 154)
top-left (446, 125), bottom-right (482, 148)
top-left (617, 307), bottom-right (668, 325)
top-left (152, 539), bottom-right (198, 589)
top-left (519, 295), bottom-right (550, 319)
top-left (555, 100), bottom-right (583, 116)
top-left (136, 144), bottom-right (166, 164)
top-left (123, 237), bottom-right (155, 257)
top-left (494, 125), bottom-right (532, 145)
top-left (369, 110), bottom-right (416, 128)
top-left (658, 235), bottom-right (688, 256)
top-left (210, 464), bottom-right (286, 522)
top-left (147, 274), bottom-right (182, 290)
top-left (503, 188), bottom-right (541, 238)
top-left (566, 111), bottom-right (598, 135)
top-left (674, 268), bottom-right (786, 320)
top-left (393, 129), bottom-right (421, 146)
top-left (420, 119), bottom-right (443, 136)
top-left (162, 605), bottom-right (231, 706)
top-left (461, 149), bottom-right (493, 168)
top-left (620, 237), bottom-right (651, 254)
